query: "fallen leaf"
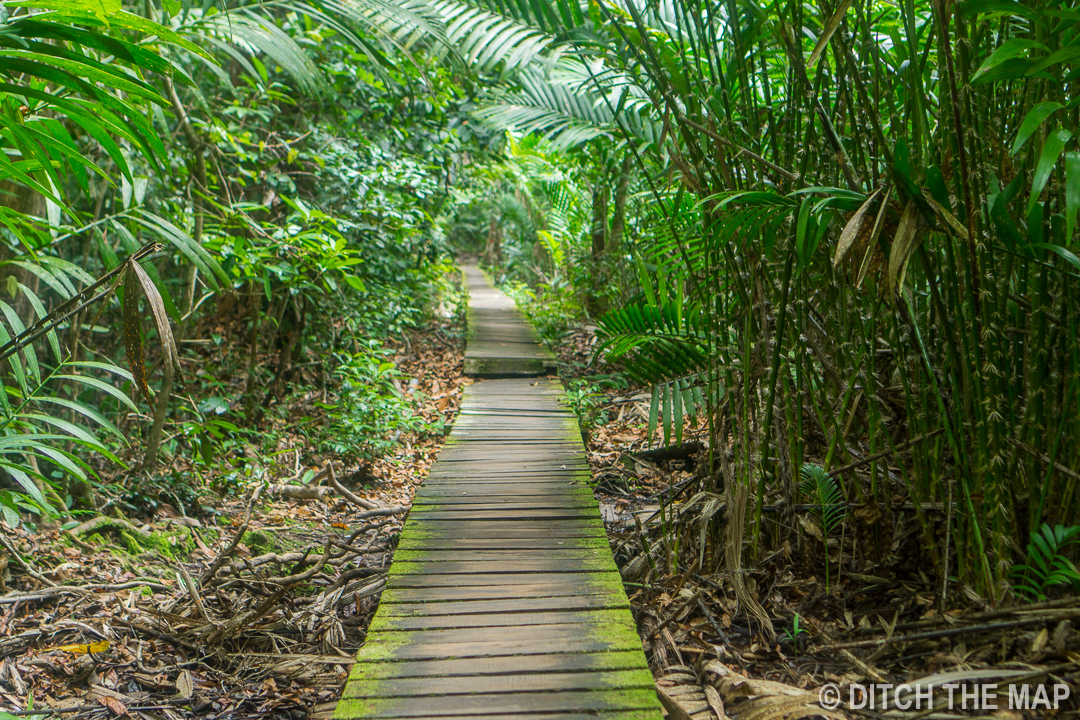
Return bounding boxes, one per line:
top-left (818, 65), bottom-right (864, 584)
top-left (55, 640), bottom-right (110, 655)
top-left (176, 669), bottom-right (194, 699)
top-left (98, 696), bottom-right (128, 717)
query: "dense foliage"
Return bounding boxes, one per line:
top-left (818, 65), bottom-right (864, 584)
top-left (0, 0), bottom-right (481, 529)
top-left (442, 0), bottom-right (1080, 604)
top-left (1, 0), bottom-right (1077, 610)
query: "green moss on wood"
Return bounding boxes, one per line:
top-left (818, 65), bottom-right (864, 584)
top-left (333, 687), bottom-right (661, 720)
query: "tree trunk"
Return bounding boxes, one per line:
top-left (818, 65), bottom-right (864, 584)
top-left (484, 217), bottom-right (502, 268)
top-left (610, 155), bottom-right (631, 249)
top-left (590, 181), bottom-right (609, 261)
top-left (587, 181), bottom-right (610, 317)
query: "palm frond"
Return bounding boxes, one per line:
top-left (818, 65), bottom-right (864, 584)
top-left (473, 63), bottom-right (660, 150)
top-left (193, 9), bottom-right (330, 97)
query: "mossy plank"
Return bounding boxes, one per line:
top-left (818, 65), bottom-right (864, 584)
top-left (343, 668), bottom-right (655, 699)
top-left (395, 534), bottom-right (610, 552)
top-left (368, 608), bottom-right (633, 632)
top-left (334, 688), bottom-right (660, 719)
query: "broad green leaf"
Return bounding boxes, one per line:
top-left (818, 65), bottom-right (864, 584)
top-left (22, 413), bottom-right (110, 453)
top-left (0, 321), bottom-right (29, 397)
top-left (1011, 101), bottom-right (1062, 155)
top-left (55, 374), bottom-right (138, 410)
top-left (1028, 127), bottom-right (1072, 216)
top-left (35, 446), bottom-right (87, 480)
top-left (795, 198), bottom-right (813, 267)
top-left (1026, 44), bottom-right (1080, 76)
top-left (1, 464), bottom-right (46, 507)
top-left (972, 39), bottom-right (1046, 82)
top-left (957, 0), bottom-right (1045, 24)
top-left (68, 360), bottom-right (134, 383)
top-left (17, 284), bottom-right (60, 364)
top-left (0, 503), bottom-right (19, 528)
top-left (1028, 242), bottom-right (1080, 270)
top-left (1066, 152), bottom-right (1080, 243)
top-left (0, 50), bottom-right (162, 103)
top-left (37, 396), bottom-right (122, 437)
top-left (4, 0), bottom-right (120, 14)
top-left (0, 301), bottom-right (38, 386)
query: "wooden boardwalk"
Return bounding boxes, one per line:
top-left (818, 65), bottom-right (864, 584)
top-left (462, 264), bottom-right (557, 377)
top-left (334, 266), bottom-right (662, 719)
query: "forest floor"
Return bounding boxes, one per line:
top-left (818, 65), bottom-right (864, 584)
top-left (0, 308), bottom-right (468, 719)
top-left (3, 292), bottom-right (1079, 720)
top-left (544, 323), bottom-right (1080, 720)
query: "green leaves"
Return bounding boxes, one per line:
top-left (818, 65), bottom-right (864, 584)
top-left (1067, 152), bottom-right (1080, 243)
top-left (1012, 524), bottom-right (1080, 600)
top-left (799, 463), bottom-right (848, 592)
top-left (1011, 102), bottom-right (1062, 156)
top-left (799, 463), bottom-right (847, 537)
top-left (971, 39), bottom-right (1047, 83)
top-left (1028, 127), bottom-right (1072, 217)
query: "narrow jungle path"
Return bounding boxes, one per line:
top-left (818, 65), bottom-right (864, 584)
top-left (334, 265), bottom-right (662, 719)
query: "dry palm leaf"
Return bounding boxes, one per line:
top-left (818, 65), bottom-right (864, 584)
top-left (658, 665), bottom-right (713, 720)
top-left (705, 661), bottom-right (847, 720)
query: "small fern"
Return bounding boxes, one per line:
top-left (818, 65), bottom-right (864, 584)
top-left (799, 463), bottom-right (848, 592)
top-left (1011, 524), bottom-right (1080, 600)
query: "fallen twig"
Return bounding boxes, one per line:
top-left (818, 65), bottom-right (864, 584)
top-left (328, 463), bottom-right (378, 510)
top-left (827, 609), bottom-right (1080, 650)
top-left (67, 516), bottom-right (152, 541)
top-left (200, 485), bottom-right (262, 586)
top-left (1, 698), bottom-right (198, 715)
top-left (0, 581), bottom-right (172, 605)
top-left (113, 618), bottom-right (201, 652)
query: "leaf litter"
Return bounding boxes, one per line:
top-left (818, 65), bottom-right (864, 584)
top-left (0, 312), bottom-right (466, 720)
top-left (545, 324), bottom-right (1080, 720)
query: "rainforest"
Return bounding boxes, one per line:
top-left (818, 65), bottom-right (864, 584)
top-left (0, 0), bottom-right (1077, 717)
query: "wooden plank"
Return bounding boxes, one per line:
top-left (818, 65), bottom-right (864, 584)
top-left (411, 501), bottom-right (598, 512)
top-left (343, 668), bottom-right (654, 698)
top-left (345, 650), bottom-right (650, 680)
top-left (380, 581), bottom-right (622, 604)
top-left (407, 508), bottom-right (601, 520)
top-left (392, 548), bottom-right (610, 562)
top-left (355, 634), bottom-right (643, 663)
top-left (388, 572), bottom-right (610, 588)
top-left (357, 621), bottom-right (641, 653)
top-left (377, 595), bottom-right (630, 617)
top-left (370, 608), bottom-right (632, 631)
top-left (404, 526), bottom-right (607, 540)
top-left (397, 538), bottom-right (610, 553)
top-left (408, 518), bottom-right (605, 530)
top-left (336, 688), bottom-right (659, 718)
top-left (414, 486), bottom-right (595, 498)
top-left (387, 559), bottom-right (614, 575)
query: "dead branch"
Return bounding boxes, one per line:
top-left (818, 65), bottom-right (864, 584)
top-left (269, 484), bottom-right (336, 501)
top-left (827, 609), bottom-right (1080, 650)
top-left (327, 463), bottom-right (378, 509)
top-left (0, 581), bottom-right (172, 605)
top-left (67, 516), bottom-right (152, 540)
top-left (201, 485), bottom-right (262, 586)
top-left (178, 564), bottom-right (211, 624)
top-left (113, 618), bottom-right (201, 652)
